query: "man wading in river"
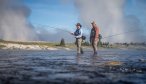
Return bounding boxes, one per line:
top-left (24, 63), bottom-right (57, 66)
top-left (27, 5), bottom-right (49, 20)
top-left (71, 23), bottom-right (84, 54)
top-left (90, 21), bottom-right (99, 54)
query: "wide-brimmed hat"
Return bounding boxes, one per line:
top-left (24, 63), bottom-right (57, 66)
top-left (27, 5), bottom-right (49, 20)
top-left (76, 23), bottom-right (82, 27)
top-left (91, 21), bottom-right (96, 24)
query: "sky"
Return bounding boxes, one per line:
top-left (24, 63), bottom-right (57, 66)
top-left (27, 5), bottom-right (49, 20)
top-left (23, 0), bottom-right (78, 29)
top-left (0, 0), bottom-right (146, 42)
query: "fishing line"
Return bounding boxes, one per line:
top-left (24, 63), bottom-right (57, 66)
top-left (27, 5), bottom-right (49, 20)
top-left (34, 24), bottom-right (71, 33)
top-left (102, 29), bottom-right (142, 39)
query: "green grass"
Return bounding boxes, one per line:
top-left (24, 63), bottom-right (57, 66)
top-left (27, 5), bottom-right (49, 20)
top-left (0, 39), bottom-right (4, 42)
top-left (0, 45), bottom-right (6, 49)
top-left (0, 40), bottom-right (59, 47)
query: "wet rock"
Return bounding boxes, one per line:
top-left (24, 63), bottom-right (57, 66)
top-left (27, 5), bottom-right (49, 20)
top-left (105, 61), bottom-right (123, 66)
top-left (138, 59), bottom-right (146, 62)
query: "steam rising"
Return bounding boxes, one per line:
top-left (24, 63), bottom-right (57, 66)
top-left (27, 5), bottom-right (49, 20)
top-left (75, 0), bottom-right (146, 42)
top-left (0, 0), bottom-right (145, 42)
top-left (0, 0), bottom-right (37, 41)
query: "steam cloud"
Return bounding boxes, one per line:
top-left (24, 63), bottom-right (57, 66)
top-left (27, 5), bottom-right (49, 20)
top-left (0, 0), bottom-right (74, 42)
top-left (0, 0), bottom-right (37, 41)
top-left (75, 0), bottom-right (146, 42)
top-left (0, 0), bottom-right (146, 43)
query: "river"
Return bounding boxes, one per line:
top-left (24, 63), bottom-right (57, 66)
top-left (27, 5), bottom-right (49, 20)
top-left (0, 49), bottom-right (146, 84)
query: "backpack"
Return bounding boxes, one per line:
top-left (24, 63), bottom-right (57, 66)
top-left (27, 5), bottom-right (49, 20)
top-left (82, 35), bottom-right (86, 40)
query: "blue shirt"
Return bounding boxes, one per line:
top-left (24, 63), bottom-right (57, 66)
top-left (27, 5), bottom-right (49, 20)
top-left (74, 28), bottom-right (83, 38)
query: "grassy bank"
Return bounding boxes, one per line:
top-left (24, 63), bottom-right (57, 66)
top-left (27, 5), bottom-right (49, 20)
top-left (0, 39), bottom-right (77, 50)
top-left (0, 40), bottom-right (58, 46)
top-left (0, 45), bottom-right (6, 49)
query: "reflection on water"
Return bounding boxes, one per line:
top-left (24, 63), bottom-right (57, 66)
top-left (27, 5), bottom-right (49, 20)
top-left (0, 49), bottom-right (146, 84)
top-left (76, 53), bottom-right (104, 66)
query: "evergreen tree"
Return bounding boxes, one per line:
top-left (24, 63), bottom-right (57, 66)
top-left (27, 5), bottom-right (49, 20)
top-left (98, 34), bottom-right (102, 47)
top-left (60, 38), bottom-right (65, 46)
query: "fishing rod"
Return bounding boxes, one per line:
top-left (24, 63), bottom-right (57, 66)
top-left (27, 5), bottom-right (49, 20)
top-left (35, 24), bottom-right (71, 33)
top-left (45, 26), bottom-right (71, 33)
top-left (35, 24), bottom-right (87, 40)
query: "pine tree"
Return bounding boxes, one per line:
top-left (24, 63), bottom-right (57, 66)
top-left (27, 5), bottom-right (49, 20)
top-left (60, 38), bottom-right (65, 46)
top-left (98, 34), bottom-right (102, 47)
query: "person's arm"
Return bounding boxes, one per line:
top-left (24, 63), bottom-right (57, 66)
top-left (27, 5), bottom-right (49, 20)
top-left (75, 29), bottom-right (82, 38)
top-left (70, 30), bottom-right (76, 35)
top-left (70, 30), bottom-right (77, 35)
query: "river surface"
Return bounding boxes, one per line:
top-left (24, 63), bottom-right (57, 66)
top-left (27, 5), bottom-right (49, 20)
top-left (0, 49), bottom-right (146, 84)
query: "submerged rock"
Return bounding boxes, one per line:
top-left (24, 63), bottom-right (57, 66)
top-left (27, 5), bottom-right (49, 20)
top-left (104, 61), bottom-right (123, 66)
top-left (138, 59), bottom-right (146, 62)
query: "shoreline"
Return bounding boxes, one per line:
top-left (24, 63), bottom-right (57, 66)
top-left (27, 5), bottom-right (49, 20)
top-left (0, 40), bottom-right (146, 51)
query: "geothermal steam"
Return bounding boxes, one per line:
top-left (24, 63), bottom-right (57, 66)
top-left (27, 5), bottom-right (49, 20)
top-left (0, 0), bottom-right (145, 42)
top-left (75, 0), bottom-right (146, 42)
top-left (0, 0), bottom-right (37, 41)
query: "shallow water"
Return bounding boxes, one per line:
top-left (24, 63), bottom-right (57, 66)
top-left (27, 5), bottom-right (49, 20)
top-left (0, 49), bottom-right (146, 84)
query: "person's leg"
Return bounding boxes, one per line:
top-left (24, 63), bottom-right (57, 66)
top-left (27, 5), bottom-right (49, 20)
top-left (81, 47), bottom-right (83, 54)
top-left (91, 39), bottom-right (96, 53)
top-left (79, 38), bottom-right (84, 54)
top-left (93, 40), bottom-right (98, 54)
top-left (78, 38), bottom-right (83, 54)
top-left (76, 39), bottom-right (81, 54)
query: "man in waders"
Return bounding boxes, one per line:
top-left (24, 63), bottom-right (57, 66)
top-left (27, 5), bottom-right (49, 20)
top-left (90, 21), bottom-right (99, 54)
top-left (71, 23), bottom-right (84, 54)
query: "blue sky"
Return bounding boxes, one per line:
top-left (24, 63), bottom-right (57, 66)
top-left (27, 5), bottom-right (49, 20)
top-left (23, 0), bottom-right (78, 29)
top-left (124, 0), bottom-right (146, 32)
top-left (124, 0), bottom-right (145, 21)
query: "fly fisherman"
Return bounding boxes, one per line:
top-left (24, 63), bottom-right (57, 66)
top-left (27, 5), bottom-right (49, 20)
top-left (71, 23), bottom-right (84, 54)
top-left (90, 21), bottom-right (99, 54)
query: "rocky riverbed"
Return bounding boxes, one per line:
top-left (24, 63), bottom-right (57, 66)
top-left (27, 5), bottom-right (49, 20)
top-left (0, 49), bottom-right (146, 84)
